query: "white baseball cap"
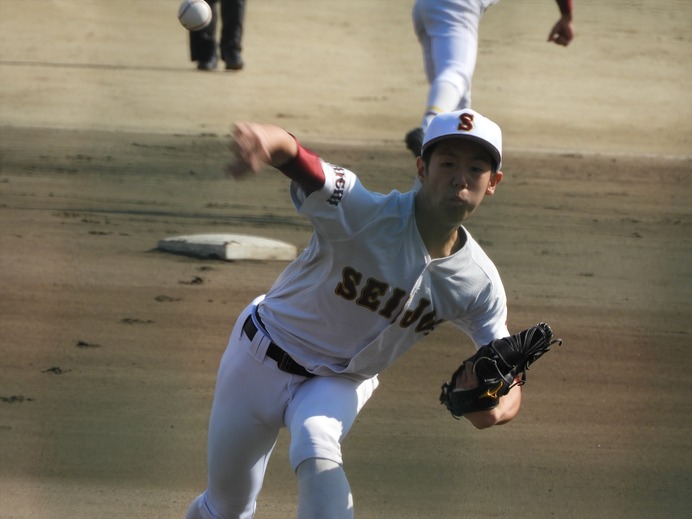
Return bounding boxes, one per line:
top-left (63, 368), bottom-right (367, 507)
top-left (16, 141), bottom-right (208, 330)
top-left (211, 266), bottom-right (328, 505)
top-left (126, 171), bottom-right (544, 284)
top-left (421, 109), bottom-right (502, 171)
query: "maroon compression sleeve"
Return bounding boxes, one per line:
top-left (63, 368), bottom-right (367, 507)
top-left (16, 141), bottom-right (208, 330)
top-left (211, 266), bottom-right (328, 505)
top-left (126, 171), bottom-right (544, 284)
top-left (277, 139), bottom-right (326, 195)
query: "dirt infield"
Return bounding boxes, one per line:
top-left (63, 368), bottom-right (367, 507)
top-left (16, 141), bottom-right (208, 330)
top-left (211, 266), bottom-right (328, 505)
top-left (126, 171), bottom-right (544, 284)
top-left (1, 1), bottom-right (690, 518)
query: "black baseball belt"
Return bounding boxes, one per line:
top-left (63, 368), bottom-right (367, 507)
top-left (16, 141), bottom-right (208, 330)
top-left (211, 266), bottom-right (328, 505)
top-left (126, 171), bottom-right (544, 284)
top-left (242, 314), bottom-right (315, 378)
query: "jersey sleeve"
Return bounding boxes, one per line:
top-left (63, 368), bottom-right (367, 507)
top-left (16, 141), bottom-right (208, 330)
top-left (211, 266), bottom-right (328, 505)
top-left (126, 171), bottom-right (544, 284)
top-left (290, 159), bottom-right (394, 240)
top-left (449, 260), bottom-right (510, 347)
top-left (461, 288), bottom-right (510, 347)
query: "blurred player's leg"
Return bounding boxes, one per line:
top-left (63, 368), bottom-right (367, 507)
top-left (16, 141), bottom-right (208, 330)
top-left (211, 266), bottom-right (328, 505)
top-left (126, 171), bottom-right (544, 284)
top-left (407, 0), bottom-right (487, 156)
top-left (420, 0), bottom-right (481, 131)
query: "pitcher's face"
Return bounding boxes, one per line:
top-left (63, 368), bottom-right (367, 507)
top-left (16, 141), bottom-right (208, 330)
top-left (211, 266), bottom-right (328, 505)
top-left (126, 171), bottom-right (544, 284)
top-left (417, 139), bottom-right (502, 224)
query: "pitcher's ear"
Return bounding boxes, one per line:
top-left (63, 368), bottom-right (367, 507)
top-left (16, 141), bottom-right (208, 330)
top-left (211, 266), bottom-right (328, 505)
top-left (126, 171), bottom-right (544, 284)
top-left (416, 156), bottom-right (427, 184)
top-left (486, 170), bottom-right (503, 195)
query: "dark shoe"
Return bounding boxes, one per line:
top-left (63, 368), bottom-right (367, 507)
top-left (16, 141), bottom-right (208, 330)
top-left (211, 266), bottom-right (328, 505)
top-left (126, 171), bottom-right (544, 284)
top-left (224, 52), bottom-right (244, 71)
top-left (405, 127), bottom-right (424, 157)
top-left (197, 56), bottom-right (218, 71)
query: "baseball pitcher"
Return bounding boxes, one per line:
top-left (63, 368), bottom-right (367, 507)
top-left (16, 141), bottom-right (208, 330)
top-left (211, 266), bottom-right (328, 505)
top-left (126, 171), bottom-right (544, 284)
top-left (185, 109), bottom-right (562, 519)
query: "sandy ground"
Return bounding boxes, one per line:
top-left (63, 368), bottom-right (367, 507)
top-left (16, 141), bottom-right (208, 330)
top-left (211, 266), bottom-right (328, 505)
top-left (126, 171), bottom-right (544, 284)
top-left (1, 1), bottom-right (691, 518)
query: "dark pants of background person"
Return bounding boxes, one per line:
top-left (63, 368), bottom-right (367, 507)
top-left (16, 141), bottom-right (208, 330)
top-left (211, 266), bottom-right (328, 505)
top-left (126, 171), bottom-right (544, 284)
top-left (189, 0), bottom-right (246, 69)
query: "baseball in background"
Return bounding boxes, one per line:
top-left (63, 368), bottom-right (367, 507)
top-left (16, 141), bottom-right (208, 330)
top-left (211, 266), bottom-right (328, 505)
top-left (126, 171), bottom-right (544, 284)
top-left (178, 0), bottom-right (212, 31)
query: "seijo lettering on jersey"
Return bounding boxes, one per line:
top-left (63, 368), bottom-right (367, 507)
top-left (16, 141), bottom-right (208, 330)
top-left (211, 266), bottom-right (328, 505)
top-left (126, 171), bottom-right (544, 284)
top-left (334, 266), bottom-right (444, 335)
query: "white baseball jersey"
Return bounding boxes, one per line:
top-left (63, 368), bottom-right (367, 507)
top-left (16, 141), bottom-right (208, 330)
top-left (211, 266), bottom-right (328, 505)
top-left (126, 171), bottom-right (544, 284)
top-left (258, 159), bottom-right (509, 380)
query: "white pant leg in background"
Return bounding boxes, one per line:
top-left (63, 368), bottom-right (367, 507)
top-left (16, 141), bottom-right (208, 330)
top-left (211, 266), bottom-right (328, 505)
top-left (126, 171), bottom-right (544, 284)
top-left (413, 0), bottom-right (498, 130)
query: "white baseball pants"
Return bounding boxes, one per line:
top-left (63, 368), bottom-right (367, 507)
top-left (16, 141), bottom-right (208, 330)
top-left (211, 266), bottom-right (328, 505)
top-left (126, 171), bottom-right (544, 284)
top-left (185, 298), bottom-right (379, 519)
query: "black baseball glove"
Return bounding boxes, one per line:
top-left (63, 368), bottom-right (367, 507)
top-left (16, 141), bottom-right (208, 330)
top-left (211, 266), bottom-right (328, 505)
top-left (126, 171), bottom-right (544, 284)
top-left (439, 322), bottom-right (562, 419)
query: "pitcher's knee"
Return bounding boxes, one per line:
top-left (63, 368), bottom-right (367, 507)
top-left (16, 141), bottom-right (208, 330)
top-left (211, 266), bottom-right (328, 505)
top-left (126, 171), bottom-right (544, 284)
top-left (289, 415), bottom-right (344, 471)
